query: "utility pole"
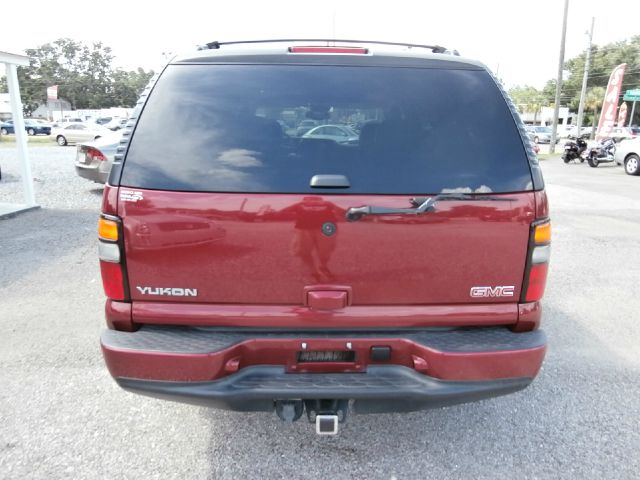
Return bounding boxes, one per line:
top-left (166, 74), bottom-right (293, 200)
top-left (576, 17), bottom-right (595, 138)
top-left (550, 0), bottom-right (569, 153)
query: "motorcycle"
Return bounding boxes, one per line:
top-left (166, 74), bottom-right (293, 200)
top-left (562, 138), bottom-right (588, 163)
top-left (585, 138), bottom-right (616, 168)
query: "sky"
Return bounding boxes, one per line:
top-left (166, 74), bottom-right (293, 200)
top-left (2, 0), bottom-right (639, 89)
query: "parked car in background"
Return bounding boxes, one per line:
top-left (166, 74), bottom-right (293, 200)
top-left (555, 125), bottom-right (573, 138)
top-left (302, 124), bottom-right (359, 144)
top-left (52, 123), bottom-right (111, 146)
top-left (608, 127), bottom-right (636, 143)
top-left (0, 121), bottom-right (12, 136)
top-left (21, 119), bottom-right (51, 136)
top-left (295, 119), bottom-right (318, 136)
top-left (94, 116), bottom-right (127, 131)
top-left (567, 126), bottom-right (593, 139)
top-left (75, 132), bottom-right (122, 183)
top-left (526, 126), bottom-right (559, 144)
top-left (52, 117), bottom-right (84, 128)
top-left (613, 138), bottom-right (640, 176)
top-left (0, 119), bottom-right (51, 136)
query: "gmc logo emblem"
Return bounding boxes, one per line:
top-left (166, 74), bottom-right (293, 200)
top-left (470, 286), bottom-right (515, 298)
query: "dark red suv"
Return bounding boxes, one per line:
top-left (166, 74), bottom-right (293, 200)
top-left (99, 40), bottom-right (550, 434)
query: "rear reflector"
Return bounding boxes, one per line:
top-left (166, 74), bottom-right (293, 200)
top-left (525, 263), bottom-right (548, 302)
top-left (98, 217), bottom-right (119, 241)
top-left (288, 46), bottom-right (368, 54)
top-left (100, 260), bottom-right (125, 300)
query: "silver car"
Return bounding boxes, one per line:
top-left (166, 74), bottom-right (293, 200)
top-left (75, 133), bottom-right (122, 183)
top-left (613, 138), bottom-right (640, 176)
top-left (526, 126), bottom-right (559, 144)
top-left (52, 123), bottom-right (111, 146)
top-left (302, 124), bottom-right (359, 144)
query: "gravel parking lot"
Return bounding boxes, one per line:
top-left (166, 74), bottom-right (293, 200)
top-left (1, 146), bottom-right (639, 479)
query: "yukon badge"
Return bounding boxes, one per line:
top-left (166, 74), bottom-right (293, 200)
top-left (470, 286), bottom-right (515, 298)
top-left (136, 286), bottom-right (198, 297)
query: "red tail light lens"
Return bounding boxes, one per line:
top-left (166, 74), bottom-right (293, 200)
top-left (522, 220), bottom-right (551, 302)
top-left (100, 260), bottom-right (125, 300)
top-left (87, 147), bottom-right (107, 162)
top-left (98, 214), bottom-right (128, 301)
top-left (525, 263), bottom-right (548, 302)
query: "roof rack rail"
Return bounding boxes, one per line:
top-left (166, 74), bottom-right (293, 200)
top-left (197, 39), bottom-right (459, 55)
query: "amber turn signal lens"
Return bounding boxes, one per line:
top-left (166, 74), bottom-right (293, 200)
top-left (534, 222), bottom-right (551, 245)
top-left (98, 217), bottom-right (119, 241)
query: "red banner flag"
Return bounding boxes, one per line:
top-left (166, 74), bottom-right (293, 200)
top-left (47, 85), bottom-right (58, 100)
top-left (596, 64), bottom-right (626, 141)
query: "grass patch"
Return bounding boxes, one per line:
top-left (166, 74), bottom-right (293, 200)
top-left (0, 135), bottom-right (56, 146)
top-left (0, 135), bottom-right (55, 143)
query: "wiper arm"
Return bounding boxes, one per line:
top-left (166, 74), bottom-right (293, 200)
top-left (345, 193), bottom-right (506, 222)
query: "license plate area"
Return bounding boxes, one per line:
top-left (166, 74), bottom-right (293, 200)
top-left (297, 351), bottom-right (356, 363)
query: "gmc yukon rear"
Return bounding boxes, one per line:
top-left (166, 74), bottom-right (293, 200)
top-left (99, 41), bottom-right (549, 434)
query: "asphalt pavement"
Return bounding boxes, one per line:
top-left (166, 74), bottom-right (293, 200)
top-left (0, 146), bottom-right (639, 479)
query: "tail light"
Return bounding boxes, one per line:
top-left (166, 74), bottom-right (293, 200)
top-left (521, 220), bottom-right (551, 302)
top-left (288, 46), bottom-right (368, 54)
top-left (87, 147), bottom-right (107, 162)
top-left (78, 145), bottom-right (107, 164)
top-left (98, 215), bottom-right (129, 301)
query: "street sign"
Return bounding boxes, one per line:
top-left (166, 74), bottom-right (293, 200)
top-left (623, 89), bottom-right (640, 101)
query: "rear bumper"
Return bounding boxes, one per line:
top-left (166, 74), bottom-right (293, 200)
top-left (75, 163), bottom-right (109, 183)
top-left (117, 365), bottom-right (533, 413)
top-left (102, 326), bottom-right (546, 412)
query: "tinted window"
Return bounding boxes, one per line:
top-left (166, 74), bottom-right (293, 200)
top-left (122, 64), bottom-right (532, 194)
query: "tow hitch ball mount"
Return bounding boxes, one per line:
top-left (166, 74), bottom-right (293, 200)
top-left (275, 399), bottom-right (348, 435)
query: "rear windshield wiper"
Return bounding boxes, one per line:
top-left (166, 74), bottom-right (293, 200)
top-left (345, 193), bottom-right (507, 222)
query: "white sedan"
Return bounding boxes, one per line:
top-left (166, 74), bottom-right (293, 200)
top-left (613, 138), bottom-right (640, 176)
top-left (302, 124), bottom-right (359, 144)
top-left (52, 123), bottom-right (111, 146)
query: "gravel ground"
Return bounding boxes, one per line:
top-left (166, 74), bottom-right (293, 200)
top-left (1, 147), bottom-right (639, 479)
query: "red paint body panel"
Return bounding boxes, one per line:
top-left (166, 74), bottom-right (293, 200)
top-left (102, 184), bottom-right (118, 216)
top-left (101, 337), bottom-right (546, 382)
top-left (534, 190), bottom-right (549, 219)
top-left (105, 300), bottom-right (134, 331)
top-left (132, 302), bottom-right (518, 328)
top-left (119, 190), bottom-right (536, 306)
top-left (514, 301), bottom-right (542, 332)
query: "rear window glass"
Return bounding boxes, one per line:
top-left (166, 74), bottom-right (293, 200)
top-left (121, 64), bottom-right (532, 194)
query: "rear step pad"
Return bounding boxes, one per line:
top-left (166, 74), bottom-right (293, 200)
top-left (116, 365), bottom-right (532, 413)
top-left (102, 325), bottom-right (545, 354)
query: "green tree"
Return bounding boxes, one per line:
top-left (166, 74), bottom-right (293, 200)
top-left (584, 86), bottom-right (606, 137)
top-left (14, 38), bottom-right (153, 115)
top-left (561, 35), bottom-right (640, 115)
top-left (16, 38), bottom-right (112, 113)
top-left (110, 68), bottom-right (153, 107)
top-left (509, 85), bottom-right (549, 123)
